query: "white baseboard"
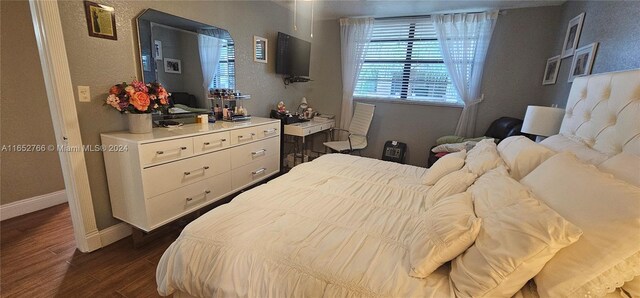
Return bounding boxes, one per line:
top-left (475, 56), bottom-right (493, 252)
top-left (99, 222), bottom-right (132, 246)
top-left (0, 190), bottom-right (67, 221)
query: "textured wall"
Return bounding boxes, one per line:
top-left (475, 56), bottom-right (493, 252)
top-left (0, 0), bottom-right (65, 205)
top-left (57, 0), bottom-right (314, 229)
top-left (308, 6), bottom-right (562, 166)
top-left (541, 1), bottom-right (640, 107)
top-left (475, 6), bottom-right (562, 136)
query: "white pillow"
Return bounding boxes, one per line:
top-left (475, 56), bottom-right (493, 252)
top-left (540, 134), bottom-right (610, 165)
top-left (423, 150), bottom-right (466, 185)
top-left (464, 138), bottom-right (506, 176)
top-left (622, 276), bottom-right (640, 298)
top-left (409, 192), bottom-right (481, 278)
top-left (497, 136), bottom-right (555, 180)
top-left (598, 152), bottom-right (640, 187)
top-left (450, 168), bottom-right (582, 298)
top-left (424, 169), bottom-right (477, 209)
top-left (520, 152), bottom-right (640, 298)
top-left (431, 141), bottom-right (478, 153)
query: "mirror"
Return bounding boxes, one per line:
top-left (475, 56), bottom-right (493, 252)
top-left (136, 9), bottom-right (235, 111)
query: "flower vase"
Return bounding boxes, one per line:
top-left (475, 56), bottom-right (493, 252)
top-left (128, 113), bottom-right (152, 134)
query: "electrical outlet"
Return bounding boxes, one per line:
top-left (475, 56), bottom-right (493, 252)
top-left (78, 86), bottom-right (91, 102)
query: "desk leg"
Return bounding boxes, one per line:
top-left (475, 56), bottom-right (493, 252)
top-left (301, 135), bottom-right (306, 163)
top-left (325, 130), bottom-right (331, 154)
top-left (293, 136), bottom-right (299, 167)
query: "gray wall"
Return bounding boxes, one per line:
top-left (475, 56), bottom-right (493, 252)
top-left (308, 6), bottom-right (562, 166)
top-left (154, 25), bottom-right (186, 93)
top-left (475, 6), bottom-right (562, 137)
top-left (57, 0), bottom-right (314, 229)
top-left (0, 0), bottom-right (65, 205)
top-left (542, 1), bottom-right (640, 107)
top-left (152, 24), bottom-right (206, 106)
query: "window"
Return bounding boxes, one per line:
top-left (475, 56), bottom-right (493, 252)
top-left (354, 17), bottom-right (460, 104)
top-left (210, 42), bottom-right (235, 89)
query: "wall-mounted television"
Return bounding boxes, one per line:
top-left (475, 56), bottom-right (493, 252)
top-left (276, 32), bottom-right (311, 82)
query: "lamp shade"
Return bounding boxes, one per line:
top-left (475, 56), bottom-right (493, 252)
top-left (521, 105), bottom-right (565, 137)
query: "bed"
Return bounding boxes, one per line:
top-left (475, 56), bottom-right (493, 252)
top-left (156, 69), bottom-right (640, 298)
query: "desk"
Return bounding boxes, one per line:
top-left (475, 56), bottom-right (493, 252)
top-left (283, 118), bottom-right (335, 166)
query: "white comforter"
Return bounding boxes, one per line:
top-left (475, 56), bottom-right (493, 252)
top-left (156, 154), bottom-right (461, 297)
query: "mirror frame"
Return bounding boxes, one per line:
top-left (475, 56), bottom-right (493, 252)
top-left (134, 8), bottom-right (236, 90)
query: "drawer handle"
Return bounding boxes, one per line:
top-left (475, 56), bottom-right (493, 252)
top-left (251, 149), bottom-right (267, 157)
top-left (203, 139), bottom-right (226, 146)
top-left (184, 166), bottom-right (210, 176)
top-left (252, 168), bottom-right (266, 176)
top-left (156, 146), bottom-right (188, 155)
top-left (264, 128), bottom-right (277, 134)
top-left (238, 133), bottom-right (255, 140)
top-left (185, 190), bottom-right (211, 202)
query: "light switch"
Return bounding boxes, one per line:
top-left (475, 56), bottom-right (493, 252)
top-left (78, 86), bottom-right (91, 102)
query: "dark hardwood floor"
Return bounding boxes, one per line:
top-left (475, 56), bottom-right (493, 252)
top-left (0, 203), bottom-right (180, 297)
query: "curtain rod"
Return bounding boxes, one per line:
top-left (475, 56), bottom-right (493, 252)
top-left (374, 9), bottom-right (506, 20)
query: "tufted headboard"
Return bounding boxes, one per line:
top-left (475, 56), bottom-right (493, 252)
top-left (559, 69), bottom-right (640, 157)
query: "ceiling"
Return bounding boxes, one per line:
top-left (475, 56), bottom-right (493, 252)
top-left (271, 0), bottom-right (565, 20)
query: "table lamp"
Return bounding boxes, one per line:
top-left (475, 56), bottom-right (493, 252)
top-left (521, 105), bottom-right (565, 142)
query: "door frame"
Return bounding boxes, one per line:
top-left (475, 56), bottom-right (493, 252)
top-left (29, 0), bottom-right (102, 252)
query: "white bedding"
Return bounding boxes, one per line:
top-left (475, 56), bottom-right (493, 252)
top-left (156, 154), bottom-right (462, 297)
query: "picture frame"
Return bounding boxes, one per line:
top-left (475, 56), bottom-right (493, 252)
top-left (542, 55), bottom-right (561, 85)
top-left (561, 12), bottom-right (585, 58)
top-left (154, 40), bottom-right (163, 60)
top-left (164, 58), bottom-right (182, 74)
top-left (254, 36), bottom-right (268, 63)
top-left (568, 42), bottom-right (598, 83)
top-left (83, 1), bottom-right (117, 40)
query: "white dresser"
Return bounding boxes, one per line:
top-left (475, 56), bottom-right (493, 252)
top-left (101, 117), bottom-right (280, 232)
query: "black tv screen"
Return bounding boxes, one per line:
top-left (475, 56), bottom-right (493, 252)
top-left (276, 32), bottom-right (311, 77)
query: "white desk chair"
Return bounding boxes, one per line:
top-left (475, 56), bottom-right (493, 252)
top-left (324, 102), bottom-right (375, 155)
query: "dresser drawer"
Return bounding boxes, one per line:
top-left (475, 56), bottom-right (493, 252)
top-left (230, 136), bottom-right (279, 168)
top-left (230, 127), bottom-right (258, 145)
top-left (146, 174), bottom-right (232, 230)
top-left (193, 131), bottom-right (230, 154)
top-left (142, 149), bottom-right (231, 198)
top-left (255, 122), bottom-right (280, 139)
top-left (140, 138), bottom-right (193, 166)
top-left (231, 155), bottom-right (279, 190)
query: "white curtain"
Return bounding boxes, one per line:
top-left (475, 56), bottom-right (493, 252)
top-left (433, 11), bottom-right (498, 137)
top-left (339, 17), bottom-right (374, 130)
top-left (198, 34), bottom-right (223, 100)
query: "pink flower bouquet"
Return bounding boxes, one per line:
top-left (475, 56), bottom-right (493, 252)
top-left (105, 80), bottom-right (170, 113)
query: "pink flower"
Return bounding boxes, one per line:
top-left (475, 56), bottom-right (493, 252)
top-left (131, 80), bottom-right (148, 93)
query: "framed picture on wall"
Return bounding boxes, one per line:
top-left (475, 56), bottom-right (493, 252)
top-left (84, 1), bottom-right (117, 40)
top-left (542, 55), bottom-right (561, 85)
top-left (164, 58), bottom-right (182, 74)
top-left (561, 12), bottom-right (585, 58)
top-left (254, 36), bottom-right (268, 63)
top-left (568, 42), bottom-right (598, 83)
top-left (154, 40), bottom-right (163, 60)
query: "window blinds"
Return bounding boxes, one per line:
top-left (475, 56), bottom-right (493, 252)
top-left (211, 42), bottom-right (235, 89)
top-left (354, 17), bottom-right (460, 103)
